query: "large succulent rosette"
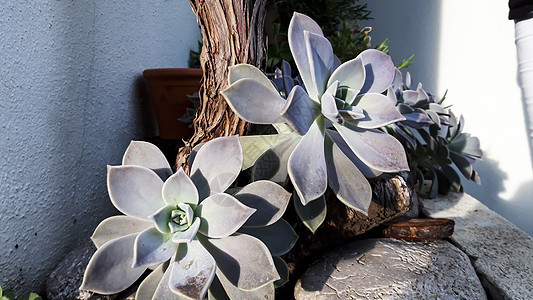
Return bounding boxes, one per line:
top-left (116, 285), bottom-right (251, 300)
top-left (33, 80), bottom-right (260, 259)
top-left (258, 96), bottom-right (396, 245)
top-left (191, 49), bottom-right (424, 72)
top-left (80, 136), bottom-right (295, 299)
top-left (221, 13), bottom-right (409, 231)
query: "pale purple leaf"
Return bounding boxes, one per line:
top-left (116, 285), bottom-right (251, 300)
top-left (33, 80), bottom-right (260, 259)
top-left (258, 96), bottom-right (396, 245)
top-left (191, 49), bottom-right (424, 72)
top-left (200, 233), bottom-right (279, 290)
top-left (221, 78), bottom-right (286, 124)
top-left (135, 263), bottom-right (166, 300)
top-left (235, 180), bottom-right (291, 227)
top-left (252, 133), bottom-right (301, 183)
top-left (107, 165), bottom-right (165, 220)
top-left (305, 31), bottom-right (334, 98)
top-left (162, 167), bottom-right (199, 206)
top-left (359, 49), bottom-right (395, 94)
top-left (328, 56), bottom-right (365, 91)
top-left (91, 216), bottom-right (153, 248)
top-left (80, 234), bottom-right (146, 294)
top-left (288, 12), bottom-right (324, 101)
top-left (402, 90), bottom-right (419, 105)
top-left (168, 240), bottom-right (216, 299)
top-left (281, 85), bottom-right (321, 135)
top-left (215, 269), bottom-right (275, 300)
top-left (122, 141), bottom-right (173, 181)
top-left (153, 259), bottom-right (192, 300)
top-left (321, 93), bottom-right (344, 125)
top-left (172, 217), bottom-right (201, 244)
top-left (148, 204), bottom-right (174, 234)
top-left (324, 80), bottom-right (339, 96)
top-left (334, 124), bottom-right (409, 172)
top-left (196, 193), bottom-right (256, 238)
top-left (324, 135), bottom-right (372, 214)
top-left (238, 219), bottom-right (298, 256)
top-left (239, 134), bottom-right (288, 170)
top-left (190, 136), bottom-right (243, 199)
top-left (392, 68), bottom-right (403, 93)
top-left (133, 227), bottom-right (178, 268)
top-left (293, 194), bottom-right (326, 233)
top-left (351, 93), bottom-right (406, 128)
top-left (288, 120), bottom-right (328, 205)
top-left (340, 106), bottom-right (365, 120)
top-left (228, 64), bottom-right (278, 94)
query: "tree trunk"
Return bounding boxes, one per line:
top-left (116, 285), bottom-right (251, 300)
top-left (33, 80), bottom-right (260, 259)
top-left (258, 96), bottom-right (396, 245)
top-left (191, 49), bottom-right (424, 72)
top-left (177, 0), bottom-right (267, 172)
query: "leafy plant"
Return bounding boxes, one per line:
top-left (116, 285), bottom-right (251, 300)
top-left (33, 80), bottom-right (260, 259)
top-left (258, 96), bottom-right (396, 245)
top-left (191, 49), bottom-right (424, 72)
top-left (386, 70), bottom-right (482, 198)
top-left (0, 285), bottom-right (41, 300)
top-left (222, 13), bottom-right (409, 232)
top-left (80, 136), bottom-right (295, 299)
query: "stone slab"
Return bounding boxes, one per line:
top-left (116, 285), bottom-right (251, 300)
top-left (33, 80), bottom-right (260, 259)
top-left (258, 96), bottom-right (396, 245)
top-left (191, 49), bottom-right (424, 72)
top-left (422, 192), bottom-right (533, 300)
top-left (294, 238), bottom-right (486, 299)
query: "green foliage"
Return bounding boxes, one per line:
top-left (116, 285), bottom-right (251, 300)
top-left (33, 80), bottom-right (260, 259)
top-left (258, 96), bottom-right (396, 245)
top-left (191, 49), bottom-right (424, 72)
top-left (188, 40), bottom-right (202, 68)
top-left (0, 285), bottom-right (41, 300)
top-left (267, 0), bottom-right (372, 70)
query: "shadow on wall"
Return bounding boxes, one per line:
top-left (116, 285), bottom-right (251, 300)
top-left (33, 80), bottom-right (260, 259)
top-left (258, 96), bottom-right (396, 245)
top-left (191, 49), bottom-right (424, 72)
top-left (360, 0), bottom-right (442, 93)
top-left (463, 157), bottom-right (533, 235)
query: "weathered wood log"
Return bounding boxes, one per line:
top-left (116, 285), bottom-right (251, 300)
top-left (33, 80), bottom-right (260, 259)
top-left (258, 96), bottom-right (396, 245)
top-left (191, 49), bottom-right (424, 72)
top-left (382, 218), bottom-right (455, 241)
top-left (177, 0), bottom-right (267, 172)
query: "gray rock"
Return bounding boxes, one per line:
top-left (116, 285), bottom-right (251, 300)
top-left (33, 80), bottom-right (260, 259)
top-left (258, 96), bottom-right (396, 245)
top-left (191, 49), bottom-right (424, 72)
top-left (422, 192), bottom-right (533, 300)
top-left (294, 238), bottom-right (486, 300)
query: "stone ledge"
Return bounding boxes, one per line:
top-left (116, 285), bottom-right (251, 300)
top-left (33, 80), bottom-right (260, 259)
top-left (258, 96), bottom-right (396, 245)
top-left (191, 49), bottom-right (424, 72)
top-left (422, 192), bottom-right (533, 300)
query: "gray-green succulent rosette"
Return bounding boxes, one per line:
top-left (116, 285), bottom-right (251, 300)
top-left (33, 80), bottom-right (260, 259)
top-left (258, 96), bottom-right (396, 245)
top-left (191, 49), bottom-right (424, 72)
top-left (221, 12), bottom-right (409, 232)
top-left (80, 136), bottom-right (295, 299)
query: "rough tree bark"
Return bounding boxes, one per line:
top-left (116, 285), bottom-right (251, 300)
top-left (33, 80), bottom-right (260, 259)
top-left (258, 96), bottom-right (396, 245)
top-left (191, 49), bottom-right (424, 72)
top-left (177, 0), bottom-right (267, 172)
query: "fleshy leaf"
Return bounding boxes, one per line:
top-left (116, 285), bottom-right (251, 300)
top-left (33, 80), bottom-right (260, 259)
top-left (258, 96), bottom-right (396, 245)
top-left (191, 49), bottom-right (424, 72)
top-left (281, 85), bottom-right (321, 135)
top-left (122, 140), bottom-right (173, 181)
top-left (359, 49), bottom-right (395, 94)
top-left (133, 227), bottom-right (178, 268)
top-left (273, 256), bottom-right (289, 288)
top-left (305, 31), bottom-right (334, 98)
top-left (190, 136), bottom-right (243, 200)
top-left (153, 260), bottom-right (190, 300)
top-left (149, 204), bottom-right (174, 234)
top-left (235, 180), bottom-right (291, 227)
top-left (238, 219), bottom-right (298, 256)
top-left (325, 135), bottom-right (372, 214)
top-left (162, 167), bottom-right (199, 206)
top-left (293, 194), bottom-right (326, 233)
top-left (208, 275), bottom-right (230, 300)
top-left (81, 234), bottom-right (146, 294)
top-left (450, 151), bottom-right (474, 179)
top-left (221, 78), bottom-right (286, 124)
top-left (91, 216), bottom-right (153, 248)
top-left (288, 12), bottom-right (324, 100)
top-left (228, 64), bottom-right (278, 95)
top-left (200, 233), bottom-right (279, 291)
top-left (328, 56), bottom-right (365, 91)
top-left (135, 263), bottom-right (167, 300)
top-left (350, 93), bottom-right (405, 128)
top-left (288, 119), bottom-right (327, 205)
top-left (215, 269), bottom-right (275, 300)
top-left (107, 165), bottom-right (165, 220)
top-left (196, 193), bottom-right (256, 238)
top-left (321, 93), bottom-right (344, 125)
top-left (168, 240), bottom-right (216, 300)
top-left (172, 217), bottom-right (201, 244)
top-left (252, 133), bottom-right (302, 183)
top-left (334, 124), bottom-right (409, 172)
top-left (239, 134), bottom-right (288, 170)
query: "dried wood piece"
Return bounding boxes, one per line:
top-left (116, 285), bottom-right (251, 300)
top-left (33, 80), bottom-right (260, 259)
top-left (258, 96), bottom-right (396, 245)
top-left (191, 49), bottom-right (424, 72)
top-left (382, 218), bottom-right (455, 241)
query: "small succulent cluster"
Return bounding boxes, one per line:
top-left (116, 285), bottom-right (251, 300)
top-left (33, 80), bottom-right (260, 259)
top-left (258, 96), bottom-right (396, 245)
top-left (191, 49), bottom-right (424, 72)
top-left (386, 71), bottom-right (482, 198)
top-left (0, 285), bottom-right (41, 300)
top-left (222, 13), bottom-right (410, 232)
top-left (81, 136), bottom-right (296, 299)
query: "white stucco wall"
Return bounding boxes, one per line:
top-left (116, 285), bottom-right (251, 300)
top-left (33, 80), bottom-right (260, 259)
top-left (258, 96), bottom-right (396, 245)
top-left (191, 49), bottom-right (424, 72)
top-left (0, 1), bottom-right (201, 294)
top-left (361, 0), bottom-right (533, 235)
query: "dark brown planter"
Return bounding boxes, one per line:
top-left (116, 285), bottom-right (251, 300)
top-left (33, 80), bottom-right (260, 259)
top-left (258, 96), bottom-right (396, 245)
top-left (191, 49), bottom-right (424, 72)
top-left (143, 68), bottom-right (202, 140)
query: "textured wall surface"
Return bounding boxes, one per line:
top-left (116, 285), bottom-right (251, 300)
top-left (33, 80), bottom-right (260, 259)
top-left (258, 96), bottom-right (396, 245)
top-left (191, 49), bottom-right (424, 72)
top-left (0, 1), bottom-right (201, 294)
top-left (361, 0), bottom-right (533, 235)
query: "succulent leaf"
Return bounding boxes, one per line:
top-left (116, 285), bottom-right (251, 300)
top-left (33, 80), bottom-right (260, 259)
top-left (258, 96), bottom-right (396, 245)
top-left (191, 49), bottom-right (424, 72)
top-left (190, 136), bottom-right (243, 199)
top-left (215, 270), bottom-right (275, 300)
top-left (273, 256), bottom-right (289, 288)
top-left (91, 216), bottom-right (152, 248)
top-left (288, 119), bottom-right (328, 205)
top-left (350, 93), bottom-right (406, 129)
top-left (122, 141), bottom-right (173, 181)
top-left (80, 234), bottom-right (146, 294)
top-left (135, 263), bottom-right (166, 300)
top-left (148, 204), bottom-right (175, 234)
top-left (107, 165), bottom-right (165, 221)
top-left (228, 64), bottom-right (278, 95)
top-left (359, 49), bottom-right (395, 94)
top-left (133, 227), bottom-right (178, 268)
top-left (172, 217), bottom-right (201, 244)
top-left (281, 85), bottom-right (321, 135)
top-left (321, 93), bottom-right (344, 125)
top-left (325, 135), bottom-right (372, 214)
top-left (293, 194), bottom-right (327, 233)
top-left (196, 193), bottom-right (256, 239)
top-left (252, 133), bottom-right (302, 183)
top-left (200, 233), bottom-right (279, 291)
top-left (221, 78), bottom-right (286, 124)
top-left (153, 262), bottom-right (190, 300)
top-left (168, 241), bottom-right (216, 300)
top-left (328, 56), bottom-right (365, 91)
top-left (238, 219), bottom-right (298, 256)
top-left (304, 30), bottom-right (334, 98)
top-left (239, 134), bottom-right (289, 170)
top-left (162, 167), bottom-right (199, 206)
top-left (235, 180), bottom-right (291, 227)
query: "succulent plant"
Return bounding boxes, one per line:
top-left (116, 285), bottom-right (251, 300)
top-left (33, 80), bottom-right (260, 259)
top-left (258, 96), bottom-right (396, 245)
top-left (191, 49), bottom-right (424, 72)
top-left (0, 285), bottom-right (41, 300)
top-left (80, 136), bottom-right (295, 299)
top-left (222, 12), bottom-right (409, 231)
top-left (385, 70), bottom-right (482, 198)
